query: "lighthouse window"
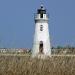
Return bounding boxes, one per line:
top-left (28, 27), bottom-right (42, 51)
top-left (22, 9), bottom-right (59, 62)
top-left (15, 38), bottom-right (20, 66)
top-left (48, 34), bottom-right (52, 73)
top-left (40, 25), bottom-right (43, 31)
top-left (40, 14), bottom-right (43, 18)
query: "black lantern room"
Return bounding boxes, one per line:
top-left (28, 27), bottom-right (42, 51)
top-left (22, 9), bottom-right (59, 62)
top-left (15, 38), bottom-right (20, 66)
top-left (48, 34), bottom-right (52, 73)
top-left (37, 5), bottom-right (46, 18)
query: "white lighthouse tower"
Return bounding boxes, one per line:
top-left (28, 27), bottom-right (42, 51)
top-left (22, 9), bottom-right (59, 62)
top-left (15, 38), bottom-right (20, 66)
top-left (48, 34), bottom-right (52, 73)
top-left (32, 5), bottom-right (51, 58)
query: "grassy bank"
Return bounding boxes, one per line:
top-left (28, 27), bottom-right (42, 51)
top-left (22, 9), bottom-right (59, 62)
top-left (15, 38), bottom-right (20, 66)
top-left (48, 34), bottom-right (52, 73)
top-left (0, 55), bottom-right (75, 75)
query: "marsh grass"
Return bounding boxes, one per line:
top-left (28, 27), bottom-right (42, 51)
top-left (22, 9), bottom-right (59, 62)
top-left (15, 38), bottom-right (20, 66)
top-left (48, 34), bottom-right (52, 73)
top-left (0, 55), bottom-right (75, 75)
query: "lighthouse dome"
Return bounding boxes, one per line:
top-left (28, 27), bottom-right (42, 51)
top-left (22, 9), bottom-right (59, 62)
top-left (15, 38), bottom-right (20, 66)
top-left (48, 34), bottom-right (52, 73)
top-left (37, 5), bottom-right (46, 14)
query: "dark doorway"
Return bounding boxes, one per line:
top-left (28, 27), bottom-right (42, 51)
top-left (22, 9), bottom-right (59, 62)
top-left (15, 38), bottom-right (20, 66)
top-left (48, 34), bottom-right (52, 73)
top-left (39, 41), bottom-right (43, 54)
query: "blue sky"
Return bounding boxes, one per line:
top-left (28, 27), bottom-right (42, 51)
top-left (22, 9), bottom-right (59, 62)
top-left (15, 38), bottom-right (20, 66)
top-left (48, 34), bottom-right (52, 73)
top-left (0, 0), bottom-right (75, 48)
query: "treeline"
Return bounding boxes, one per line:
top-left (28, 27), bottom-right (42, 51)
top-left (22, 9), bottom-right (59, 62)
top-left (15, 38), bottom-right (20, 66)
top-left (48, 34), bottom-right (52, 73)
top-left (52, 45), bottom-right (75, 54)
top-left (0, 45), bottom-right (75, 55)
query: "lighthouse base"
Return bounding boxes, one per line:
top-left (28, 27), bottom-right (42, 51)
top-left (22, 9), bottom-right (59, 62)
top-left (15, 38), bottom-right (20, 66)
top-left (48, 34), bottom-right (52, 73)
top-left (31, 53), bottom-right (51, 59)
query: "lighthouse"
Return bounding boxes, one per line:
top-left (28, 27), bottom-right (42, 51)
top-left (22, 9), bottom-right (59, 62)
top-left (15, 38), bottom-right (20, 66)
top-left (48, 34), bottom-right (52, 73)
top-left (32, 5), bottom-right (51, 58)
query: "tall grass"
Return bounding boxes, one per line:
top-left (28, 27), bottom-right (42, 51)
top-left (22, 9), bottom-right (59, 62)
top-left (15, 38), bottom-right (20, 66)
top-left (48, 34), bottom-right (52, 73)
top-left (0, 55), bottom-right (75, 75)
